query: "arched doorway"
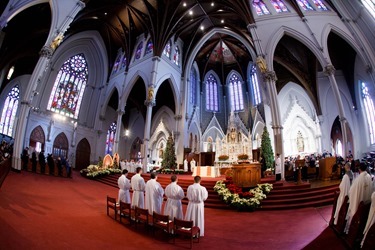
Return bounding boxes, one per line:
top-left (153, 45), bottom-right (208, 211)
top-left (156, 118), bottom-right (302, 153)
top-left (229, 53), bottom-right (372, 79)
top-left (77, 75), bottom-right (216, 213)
top-left (53, 132), bottom-right (68, 159)
top-left (130, 137), bottom-right (142, 160)
top-left (75, 138), bottom-right (91, 170)
top-left (29, 126), bottom-right (45, 152)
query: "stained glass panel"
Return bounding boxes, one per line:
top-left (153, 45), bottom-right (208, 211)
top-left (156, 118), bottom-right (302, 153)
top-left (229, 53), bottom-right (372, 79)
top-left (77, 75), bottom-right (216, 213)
top-left (190, 67), bottom-right (197, 105)
top-left (47, 53), bottom-right (88, 119)
top-left (145, 39), bottom-right (153, 55)
top-left (135, 41), bottom-right (143, 60)
top-left (205, 74), bottom-right (219, 112)
top-left (296, 0), bottom-right (314, 10)
top-left (229, 73), bottom-right (244, 111)
top-left (0, 85), bottom-right (19, 137)
top-left (112, 53), bottom-right (122, 74)
top-left (105, 122), bottom-right (117, 155)
top-left (313, 0), bottom-right (328, 10)
top-left (362, 0), bottom-right (375, 18)
top-left (121, 54), bottom-right (127, 70)
top-left (163, 41), bottom-right (172, 58)
top-left (250, 65), bottom-right (261, 105)
top-left (362, 81), bottom-right (375, 144)
top-left (270, 0), bottom-right (288, 13)
top-left (173, 46), bottom-right (180, 66)
top-left (252, 0), bottom-right (270, 15)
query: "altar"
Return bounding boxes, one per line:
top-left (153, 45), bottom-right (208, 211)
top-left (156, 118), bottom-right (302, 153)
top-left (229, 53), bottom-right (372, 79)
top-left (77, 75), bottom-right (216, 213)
top-left (192, 166), bottom-right (220, 178)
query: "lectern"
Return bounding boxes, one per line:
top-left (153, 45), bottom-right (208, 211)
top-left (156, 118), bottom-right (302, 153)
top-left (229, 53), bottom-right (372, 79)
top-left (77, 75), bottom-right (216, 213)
top-left (232, 163), bottom-right (261, 188)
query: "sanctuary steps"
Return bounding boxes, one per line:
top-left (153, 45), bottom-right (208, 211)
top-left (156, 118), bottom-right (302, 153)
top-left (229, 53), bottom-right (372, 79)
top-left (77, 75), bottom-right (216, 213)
top-left (93, 172), bottom-right (339, 210)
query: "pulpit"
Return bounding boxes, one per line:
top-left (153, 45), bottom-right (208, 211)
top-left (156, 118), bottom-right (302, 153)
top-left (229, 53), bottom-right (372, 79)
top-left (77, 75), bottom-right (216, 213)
top-left (232, 163), bottom-right (261, 188)
top-left (319, 157), bottom-right (337, 181)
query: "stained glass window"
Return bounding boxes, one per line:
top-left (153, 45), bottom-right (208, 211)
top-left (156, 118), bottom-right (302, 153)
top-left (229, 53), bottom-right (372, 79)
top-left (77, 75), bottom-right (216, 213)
top-left (296, 0), bottom-right (314, 10)
top-left (270, 0), bottom-right (288, 13)
top-left (105, 122), bottom-right (117, 155)
top-left (135, 41), bottom-right (143, 60)
top-left (163, 41), bottom-right (172, 58)
top-left (250, 65), bottom-right (261, 105)
top-left (47, 53), bottom-right (88, 119)
top-left (362, 81), bottom-right (375, 144)
top-left (228, 73), bottom-right (244, 111)
top-left (145, 39), bottom-right (153, 56)
top-left (362, 0), bottom-right (375, 18)
top-left (313, 0), bottom-right (328, 10)
top-left (252, 0), bottom-right (270, 16)
top-left (205, 73), bottom-right (219, 112)
top-left (121, 54), bottom-right (127, 70)
top-left (173, 46), bottom-right (180, 66)
top-left (190, 67), bottom-right (197, 104)
top-left (112, 53), bottom-right (122, 75)
top-left (0, 85), bottom-right (19, 137)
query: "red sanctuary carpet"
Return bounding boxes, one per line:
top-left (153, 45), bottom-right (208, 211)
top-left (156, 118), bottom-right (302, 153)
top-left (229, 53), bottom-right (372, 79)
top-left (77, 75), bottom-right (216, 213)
top-left (0, 171), bottom-right (347, 250)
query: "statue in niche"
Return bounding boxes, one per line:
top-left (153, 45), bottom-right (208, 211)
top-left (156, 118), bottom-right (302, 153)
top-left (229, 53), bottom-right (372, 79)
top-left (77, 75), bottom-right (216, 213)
top-left (297, 131), bottom-right (304, 152)
top-left (238, 132), bottom-right (242, 142)
top-left (230, 128), bottom-right (236, 143)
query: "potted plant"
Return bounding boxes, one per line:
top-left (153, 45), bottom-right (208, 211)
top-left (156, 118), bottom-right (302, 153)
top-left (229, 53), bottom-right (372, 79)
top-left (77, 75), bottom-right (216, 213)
top-left (218, 155), bottom-right (229, 161)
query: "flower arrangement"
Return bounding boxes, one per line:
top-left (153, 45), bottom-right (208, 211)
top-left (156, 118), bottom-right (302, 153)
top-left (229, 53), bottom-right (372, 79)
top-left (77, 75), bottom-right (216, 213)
top-left (218, 155), bottom-right (229, 161)
top-left (214, 176), bottom-right (273, 210)
top-left (237, 154), bottom-right (249, 160)
top-left (157, 168), bottom-right (185, 174)
top-left (80, 166), bottom-right (121, 178)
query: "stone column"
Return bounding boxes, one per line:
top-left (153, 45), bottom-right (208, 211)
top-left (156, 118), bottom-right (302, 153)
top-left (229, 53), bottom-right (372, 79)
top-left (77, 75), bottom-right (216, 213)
top-left (71, 121), bottom-right (78, 147)
top-left (324, 65), bottom-right (348, 157)
top-left (143, 99), bottom-right (155, 172)
top-left (113, 108), bottom-right (125, 153)
top-left (263, 70), bottom-right (285, 180)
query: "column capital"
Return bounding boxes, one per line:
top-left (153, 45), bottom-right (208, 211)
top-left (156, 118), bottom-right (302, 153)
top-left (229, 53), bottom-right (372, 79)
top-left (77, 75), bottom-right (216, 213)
top-left (39, 46), bottom-right (53, 59)
top-left (339, 116), bottom-right (347, 123)
top-left (324, 64), bottom-right (336, 76)
top-left (263, 70), bottom-right (277, 82)
top-left (247, 23), bottom-right (257, 29)
top-left (116, 109), bottom-right (125, 115)
top-left (174, 114), bottom-right (182, 120)
top-left (144, 100), bottom-right (156, 107)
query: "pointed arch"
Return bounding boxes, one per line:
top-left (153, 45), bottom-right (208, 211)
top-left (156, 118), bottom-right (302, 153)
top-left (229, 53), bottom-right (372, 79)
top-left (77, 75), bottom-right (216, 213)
top-left (75, 138), bottom-right (91, 170)
top-left (29, 125), bottom-right (45, 152)
top-left (0, 84), bottom-right (19, 137)
top-left (204, 70), bottom-right (220, 112)
top-left (53, 132), bottom-right (68, 158)
top-left (227, 70), bottom-right (244, 111)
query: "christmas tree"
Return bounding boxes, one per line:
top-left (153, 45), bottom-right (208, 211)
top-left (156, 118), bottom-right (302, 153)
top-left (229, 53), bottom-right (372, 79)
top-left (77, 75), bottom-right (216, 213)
top-left (261, 126), bottom-right (274, 170)
top-left (161, 135), bottom-right (177, 170)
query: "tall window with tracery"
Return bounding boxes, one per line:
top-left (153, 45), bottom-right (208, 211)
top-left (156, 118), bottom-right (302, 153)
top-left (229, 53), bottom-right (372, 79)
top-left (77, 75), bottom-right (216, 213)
top-left (163, 41), bottom-right (172, 58)
top-left (112, 53), bottom-right (122, 74)
top-left (252, 0), bottom-right (270, 15)
top-left (190, 67), bottom-right (197, 105)
top-left (250, 65), bottom-right (261, 105)
top-left (362, 0), bottom-right (375, 18)
top-left (0, 85), bottom-right (19, 137)
top-left (47, 53), bottom-right (88, 119)
top-left (135, 41), bottom-right (143, 60)
top-left (296, 0), bottom-right (314, 10)
top-left (312, 0), bottom-right (328, 10)
top-left (121, 54), bottom-right (127, 70)
top-left (145, 39), bottom-right (153, 56)
top-left (362, 81), bottom-right (375, 144)
top-left (105, 122), bottom-right (117, 155)
top-left (205, 74), bottom-right (219, 112)
top-left (270, 0), bottom-right (288, 13)
top-left (228, 73), bottom-right (244, 111)
top-left (173, 46), bottom-right (180, 66)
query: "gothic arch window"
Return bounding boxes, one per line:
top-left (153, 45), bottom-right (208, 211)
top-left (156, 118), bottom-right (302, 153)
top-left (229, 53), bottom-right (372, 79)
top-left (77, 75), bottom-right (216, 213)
top-left (53, 132), bottom-right (68, 159)
top-left (336, 139), bottom-right (343, 156)
top-left (47, 53), bottom-right (88, 119)
top-left (296, 0), bottom-right (314, 10)
top-left (205, 73), bottom-right (219, 112)
top-left (270, 0), bottom-right (288, 13)
top-left (362, 0), bottom-right (375, 18)
top-left (190, 67), bottom-right (197, 105)
top-left (312, 0), bottom-right (329, 10)
top-left (173, 46), bottom-right (180, 66)
top-left (228, 72), bottom-right (244, 111)
top-left (121, 54), bottom-right (127, 70)
top-left (252, 0), bottom-right (270, 16)
top-left (250, 65), bottom-right (261, 105)
top-left (112, 53), bottom-right (122, 74)
top-left (105, 122), bottom-right (117, 155)
top-left (361, 81), bottom-right (375, 144)
top-left (163, 41), bottom-right (172, 58)
top-left (135, 41), bottom-right (143, 60)
top-left (0, 85), bottom-right (19, 137)
top-left (145, 38), bottom-right (153, 56)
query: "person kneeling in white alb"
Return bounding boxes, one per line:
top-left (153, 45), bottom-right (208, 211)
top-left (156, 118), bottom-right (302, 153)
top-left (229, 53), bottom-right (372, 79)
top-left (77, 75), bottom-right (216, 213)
top-left (164, 175), bottom-right (185, 220)
top-left (185, 175), bottom-right (208, 236)
top-left (117, 169), bottom-right (131, 203)
top-left (145, 172), bottom-right (164, 215)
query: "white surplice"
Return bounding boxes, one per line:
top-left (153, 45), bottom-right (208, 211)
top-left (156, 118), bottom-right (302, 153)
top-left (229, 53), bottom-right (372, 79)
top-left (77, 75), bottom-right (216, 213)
top-left (117, 174), bottom-right (131, 203)
top-left (333, 174), bottom-right (351, 225)
top-left (190, 159), bottom-right (196, 173)
top-left (164, 182), bottom-right (185, 220)
top-left (185, 183), bottom-right (208, 236)
top-left (145, 179), bottom-right (164, 215)
top-left (345, 171), bottom-right (373, 233)
top-left (184, 159), bottom-right (188, 172)
top-left (120, 161), bottom-right (126, 171)
top-left (361, 192), bottom-right (375, 247)
top-left (131, 173), bottom-right (145, 208)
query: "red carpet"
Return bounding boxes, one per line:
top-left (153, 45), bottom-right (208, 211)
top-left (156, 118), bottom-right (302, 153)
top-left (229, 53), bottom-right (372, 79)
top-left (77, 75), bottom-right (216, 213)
top-left (0, 170), bottom-right (346, 249)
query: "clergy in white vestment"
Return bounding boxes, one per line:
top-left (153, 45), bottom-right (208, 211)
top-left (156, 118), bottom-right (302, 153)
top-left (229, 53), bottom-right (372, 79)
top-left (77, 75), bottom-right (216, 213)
top-left (184, 158), bottom-right (188, 172)
top-left (190, 159), bottom-right (196, 173)
top-left (145, 172), bottom-right (164, 215)
top-left (333, 163), bottom-right (353, 225)
top-left (361, 192), bottom-right (375, 247)
top-left (117, 169), bottom-right (131, 203)
top-left (131, 167), bottom-right (146, 208)
top-left (164, 175), bottom-right (185, 220)
top-left (185, 175), bottom-right (208, 236)
top-left (275, 153), bottom-right (281, 181)
top-left (120, 159), bottom-right (126, 171)
top-left (345, 163), bottom-right (373, 233)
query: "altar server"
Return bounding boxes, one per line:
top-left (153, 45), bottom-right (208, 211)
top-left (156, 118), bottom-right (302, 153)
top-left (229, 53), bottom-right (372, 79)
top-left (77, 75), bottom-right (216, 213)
top-left (333, 162), bottom-right (353, 225)
top-left (145, 172), bottom-right (164, 215)
top-left (185, 175), bottom-right (208, 236)
top-left (190, 158), bottom-right (196, 173)
top-left (164, 175), bottom-right (185, 220)
top-left (345, 163), bottom-right (373, 233)
top-left (361, 192), bottom-right (375, 247)
top-left (117, 169), bottom-right (131, 203)
top-left (131, 167), bottom-right (146, 208)
top-left (184, 157), bottom-right (188, 172)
